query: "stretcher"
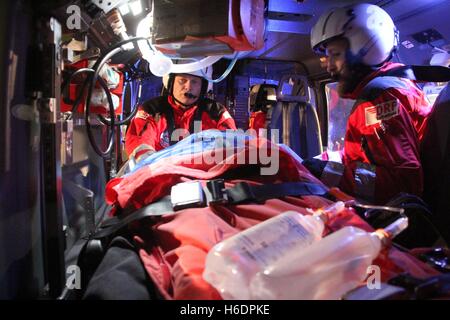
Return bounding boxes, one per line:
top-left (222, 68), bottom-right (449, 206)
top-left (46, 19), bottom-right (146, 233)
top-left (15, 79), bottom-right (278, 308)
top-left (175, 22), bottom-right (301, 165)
top-left (80, 130), bottom-right (446, 300)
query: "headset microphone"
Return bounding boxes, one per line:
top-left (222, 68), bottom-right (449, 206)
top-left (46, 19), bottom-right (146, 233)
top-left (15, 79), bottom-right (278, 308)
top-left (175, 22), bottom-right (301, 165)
top-left (184, 92), bottom-right (198, 99)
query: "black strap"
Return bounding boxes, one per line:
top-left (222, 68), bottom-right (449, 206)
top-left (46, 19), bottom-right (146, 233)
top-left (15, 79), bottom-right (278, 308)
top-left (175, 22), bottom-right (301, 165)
top-left (93, 196), bottom-right (174, 239)
top-left (358, 76), bottom-right (410, 102)
top-left (356, 65), bottom-right (450, 105)
top-left (282, 101), bottom-right (289, 145)
top-left (141, 96), bottom-right (177, 146)
top-left (299, 104), bottom-right (308, 159)
top-left (93, 181), bottom-right (328, 239)
top-left (226, 181), bottom-right (328, 204)
top-left (189, 104), bottom-right (204, 134)
top-left (381, 65), bottom-right (450, 83)
top-left (388, 273), bottom-right (450, 299)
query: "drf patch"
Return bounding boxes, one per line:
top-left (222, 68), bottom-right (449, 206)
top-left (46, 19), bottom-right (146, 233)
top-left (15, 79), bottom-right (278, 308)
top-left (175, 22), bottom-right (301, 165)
top-left (365, 100), bottom-right (399, 126)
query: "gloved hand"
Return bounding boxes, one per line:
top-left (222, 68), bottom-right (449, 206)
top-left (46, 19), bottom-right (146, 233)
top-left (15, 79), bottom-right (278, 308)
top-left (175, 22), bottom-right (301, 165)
top-left (117, 150), bottom-right (155, 177)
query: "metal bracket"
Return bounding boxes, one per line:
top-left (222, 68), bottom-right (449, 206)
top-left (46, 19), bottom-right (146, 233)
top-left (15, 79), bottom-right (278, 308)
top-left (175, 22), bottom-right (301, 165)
top-left (63, 179), bottom-right (96, 237)
top-left (91, 0), bottom-right (129, 13)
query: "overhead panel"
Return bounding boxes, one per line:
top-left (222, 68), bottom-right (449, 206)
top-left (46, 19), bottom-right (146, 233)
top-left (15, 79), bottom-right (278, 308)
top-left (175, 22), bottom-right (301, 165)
top-left (266, 0), bottom-right (313, 34)
top-left (265, 0), bottom-right (363, 35)
top-left (266, 19), bottom-right (312, 35)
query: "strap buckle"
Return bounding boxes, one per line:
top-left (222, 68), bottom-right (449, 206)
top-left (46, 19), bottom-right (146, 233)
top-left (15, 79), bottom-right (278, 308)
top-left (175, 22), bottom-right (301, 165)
top-left (170, 181), bottom-right (205, 211)
top-left (206, 179), bottom-right (228, 204)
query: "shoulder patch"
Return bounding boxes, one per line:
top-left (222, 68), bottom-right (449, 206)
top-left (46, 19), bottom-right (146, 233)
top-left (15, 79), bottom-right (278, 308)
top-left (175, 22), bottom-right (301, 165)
top-left (136, 110), bottom-right (150, 120)
top-left (365, 99), bottom-right (399, 126)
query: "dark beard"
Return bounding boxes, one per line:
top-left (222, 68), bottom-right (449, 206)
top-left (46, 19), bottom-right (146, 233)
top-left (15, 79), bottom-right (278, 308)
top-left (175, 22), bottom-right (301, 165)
top-left (336, 72), bottom-right (359, 97)
top-left (336, 61), bottom-right (377, 97)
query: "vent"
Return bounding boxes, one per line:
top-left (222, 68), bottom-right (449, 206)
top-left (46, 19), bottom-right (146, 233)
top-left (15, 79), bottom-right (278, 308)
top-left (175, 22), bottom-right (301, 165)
top-left (267, 11), bottom-right (313, 22)
top-left (411, 28), bottom-right (444, 45)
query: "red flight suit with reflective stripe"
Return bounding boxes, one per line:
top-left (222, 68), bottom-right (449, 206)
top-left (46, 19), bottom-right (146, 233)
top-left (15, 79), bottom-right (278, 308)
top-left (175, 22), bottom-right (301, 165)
top-left (340, 62), bottom-right (432, 204)
top-left (125, 95), bottom-right (237, 159)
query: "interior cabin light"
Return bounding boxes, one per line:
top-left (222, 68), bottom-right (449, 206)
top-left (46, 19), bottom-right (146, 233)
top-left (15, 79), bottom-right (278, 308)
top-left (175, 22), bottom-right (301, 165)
top-left (118, 3), bottom-right (130, 16)
top-left (129, 0), bottom-right (143, 16)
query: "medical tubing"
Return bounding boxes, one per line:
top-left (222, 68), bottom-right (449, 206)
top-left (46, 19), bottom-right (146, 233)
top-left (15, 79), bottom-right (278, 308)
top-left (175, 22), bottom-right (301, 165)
top-left (61, 67), bottom-right (116, 156)
top-left (170, 55), bottom-right (223, 74)
top-left (62, 68), bottom-right (116, 119)
top-left (97, 79), bottom-right (142, 126)
top-left (85, 47), bottom-right (123, 158)
top-left (201, 53), bottom-right (239, 83)
top-left (85, 37), bottom-right (147, 157)
top-left (61, 68), bottom-right (93, 120)
top-left (61, 68), bottom-right (116, 157)
top-left (85, 70), bottom-right (116, 158)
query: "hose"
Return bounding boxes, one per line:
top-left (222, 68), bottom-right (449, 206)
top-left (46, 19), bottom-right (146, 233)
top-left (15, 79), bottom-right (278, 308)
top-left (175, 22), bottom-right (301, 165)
top-left (97, 79), bottom-right (142, 126)
top-left (59, 37), bottom-right (150, 159)
top-left (201, 52), bottom-right (239, 83)
top-left (61, 67), bottom-right (116, 158)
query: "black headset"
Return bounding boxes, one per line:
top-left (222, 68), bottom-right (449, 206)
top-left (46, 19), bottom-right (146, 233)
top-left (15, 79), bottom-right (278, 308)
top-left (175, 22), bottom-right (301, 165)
top-left (166, 73), bottom-right (209, 98)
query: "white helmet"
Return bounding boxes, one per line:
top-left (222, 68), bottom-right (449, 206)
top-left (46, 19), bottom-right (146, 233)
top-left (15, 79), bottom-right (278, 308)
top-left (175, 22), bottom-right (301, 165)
top-left (311, 3), bottom-right (399, 66)
top-left (162, 66), bottom-right (213, 96)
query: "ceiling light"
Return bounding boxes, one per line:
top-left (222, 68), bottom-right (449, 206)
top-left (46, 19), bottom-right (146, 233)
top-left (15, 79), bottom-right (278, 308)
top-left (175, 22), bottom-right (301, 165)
top-left (129, 0), bottom-right (143, 16)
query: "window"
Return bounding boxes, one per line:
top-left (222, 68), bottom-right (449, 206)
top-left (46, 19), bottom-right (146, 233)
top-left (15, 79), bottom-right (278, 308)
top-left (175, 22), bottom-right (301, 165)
top-left (249, 77), bottom-right (279, 87)
top-left (325, 82), bottom-right (355, 152)
top-left (422, 82), bottom-right (447, 105)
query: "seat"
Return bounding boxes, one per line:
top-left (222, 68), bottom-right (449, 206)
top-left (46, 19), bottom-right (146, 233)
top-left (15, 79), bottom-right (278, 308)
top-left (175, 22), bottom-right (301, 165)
top-left (248, 83), bottom-right (278, 113)
top-left (248, 83), bottom-right (278, 132)
top-left (421, 82), bottom-right (450, 243)
top-left (268, 75), bottom-right (322, 159)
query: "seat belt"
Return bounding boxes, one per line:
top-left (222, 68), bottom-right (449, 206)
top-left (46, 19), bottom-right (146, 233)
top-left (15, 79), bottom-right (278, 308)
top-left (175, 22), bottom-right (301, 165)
top-left (357, 65), bottom-right (450, 104)
top-left (93, 196), bottom-right (174, 239)
top-left (282, 102), bottom-right (290, 145)
top-left (189, 104), bottom-right (204, 134)
top-left (93, 180), bottom-right (328, 239)
top-left (226, 181), bottom-right (327, 204)
top-left (381, 65), bottom-right (450, 82)
top-left (299, 103), bottom-right (308, 159)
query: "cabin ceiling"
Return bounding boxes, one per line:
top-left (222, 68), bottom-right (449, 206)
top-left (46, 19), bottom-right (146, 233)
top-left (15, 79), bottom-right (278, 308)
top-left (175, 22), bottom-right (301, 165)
top-left (47, 0), bottom-right (450, 77)
top-left (249, 0), bottom-right (450, 72)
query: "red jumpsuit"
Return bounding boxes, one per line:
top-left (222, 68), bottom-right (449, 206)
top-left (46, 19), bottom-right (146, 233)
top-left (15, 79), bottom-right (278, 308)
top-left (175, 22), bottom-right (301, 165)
top-left (125, 95), bottom-right (237, 159)
top-left (339, 62), bottom-right (432, 203)
top-left (248, 111), bottom-right (267, 134)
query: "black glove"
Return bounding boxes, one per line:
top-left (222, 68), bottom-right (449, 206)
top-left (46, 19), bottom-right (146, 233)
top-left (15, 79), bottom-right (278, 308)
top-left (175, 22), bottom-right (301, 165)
top-left (302, 158), bottom-right (327, 179)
